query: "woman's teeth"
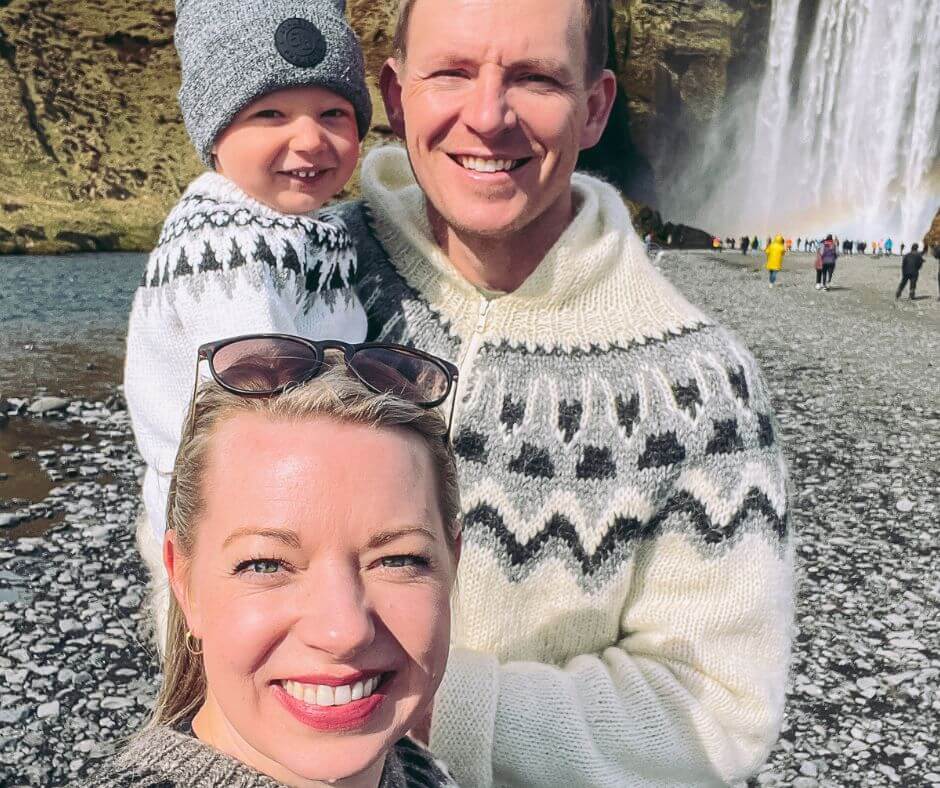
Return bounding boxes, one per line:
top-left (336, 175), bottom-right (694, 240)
top-left (282, 676), bottom-right (382, 707)
top-left (456, 156), bottom-right (522, 173)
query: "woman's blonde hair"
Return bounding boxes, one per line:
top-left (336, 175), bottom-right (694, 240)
top-left (150, 364), bottom-right (461, 729)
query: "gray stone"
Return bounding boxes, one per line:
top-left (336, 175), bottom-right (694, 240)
top-left (36, 700), bottom-right (60, 719)
top-left (28, 396), bottom-right (70, 415)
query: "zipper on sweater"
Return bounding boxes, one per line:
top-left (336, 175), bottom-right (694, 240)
top-left (450, 297), bottom-right (491, 433)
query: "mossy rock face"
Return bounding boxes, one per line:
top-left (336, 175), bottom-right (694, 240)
top-left (926, 207), bottom-right (940, 253)
top-left (0, 0), bottom-right (767, 253)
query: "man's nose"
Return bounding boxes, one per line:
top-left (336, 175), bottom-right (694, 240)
top-left (293, 564), bottom-right (376, 658)
top-left (461, 68), bottom-right (517, 137)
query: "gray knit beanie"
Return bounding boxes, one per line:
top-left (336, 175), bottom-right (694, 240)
top-left (175, 0), bottom-right (372, 167)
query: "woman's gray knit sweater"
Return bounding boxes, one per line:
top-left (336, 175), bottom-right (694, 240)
top-left (81, 726), bottom-right (456, 787)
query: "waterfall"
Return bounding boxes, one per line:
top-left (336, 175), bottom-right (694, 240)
top-left (665, 0), bottom-right (940, 244)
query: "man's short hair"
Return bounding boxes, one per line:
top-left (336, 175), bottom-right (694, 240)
top-left (392, 0), bottom-right (610, 83)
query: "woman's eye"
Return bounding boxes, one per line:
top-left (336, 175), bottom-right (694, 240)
top-left (380, 554), bottom-right (430, 570)
top-left (235, 558), bottom-right (283, 575)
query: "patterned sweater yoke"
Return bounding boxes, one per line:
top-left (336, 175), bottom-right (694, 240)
top-left (332, 146), bottom-right (795, 788)
top-left (80, 726), bottom-right (456, 787)
top-left (124, 172), bottom-right (368, 539)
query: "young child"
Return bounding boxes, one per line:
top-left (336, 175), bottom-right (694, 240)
top-left (124, 0), bottom-right (372, 647)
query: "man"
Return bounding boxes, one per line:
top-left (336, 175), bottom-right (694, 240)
top-left (896, 243), bottom-right (925, 300)
top-left (338, 0), bottom-right (793, 784)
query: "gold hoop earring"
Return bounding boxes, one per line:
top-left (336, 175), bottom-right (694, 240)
top-left (184, 630), bottom-right (203, 656)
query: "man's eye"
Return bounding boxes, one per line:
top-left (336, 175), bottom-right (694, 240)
top-left (521, 74), bottom-right (555, 85)
top-left (234, 558), bottom-right (283, 575)
top-left (321, 108), bottom-right (348, 119)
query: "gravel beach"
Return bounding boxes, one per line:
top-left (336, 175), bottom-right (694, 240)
top-left (1, 248), bottom-right (938, 786)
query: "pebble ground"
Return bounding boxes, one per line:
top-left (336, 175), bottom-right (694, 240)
top-left (1, 248), bottom-right (938, 786)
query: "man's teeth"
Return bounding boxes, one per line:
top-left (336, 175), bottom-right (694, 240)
top-left (456, 156), bottom-right (521, 173)
top-left (282, 676), bottom-right (382, 707)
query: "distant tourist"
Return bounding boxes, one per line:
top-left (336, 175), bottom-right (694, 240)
top-left (842, 239), bottom-right (852, 255)
top-left (797, 237), bottom-right (802, 251)
top-left (125, 0), bottom-right (374, 650)
top-left (765, 234), bottom-right (786, 287)
top-left (712, 236), bottom-right (723, 253)
top-left (932, 243), bottom-right (940, 300)
top-left (896, 243), bottom-right (925, 300)
top-left (884, 238), bottom-right (893, 256)
top-left (741, 235), bottom-right (750, 254)
top-left (816, 234), bottom-right (838, 290)
top-left (900, 243), bottom-right (906, 256)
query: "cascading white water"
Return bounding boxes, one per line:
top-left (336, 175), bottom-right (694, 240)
top-left (665, 0), bottom-right (940, 244)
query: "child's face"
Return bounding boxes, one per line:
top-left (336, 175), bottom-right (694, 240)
top-left (213, 86), bottom-right (360, 215)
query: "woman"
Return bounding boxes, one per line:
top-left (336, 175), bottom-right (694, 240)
top-left (86, 336), bottom-right (461, 787)
top-left (765, 234), bottom-right (786, 287)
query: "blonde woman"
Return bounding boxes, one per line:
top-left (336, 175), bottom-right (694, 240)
top-left (86, 335), bottom-right (461, 787)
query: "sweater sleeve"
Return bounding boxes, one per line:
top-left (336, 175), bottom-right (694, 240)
top-left (124, 195), bottom-right (367, 539)
top-left (429, 355), bottom-right (794, 787)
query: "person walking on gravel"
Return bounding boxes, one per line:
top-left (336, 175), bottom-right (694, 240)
top-left (816, 234), bottom-right (838, 290)
top-left (932, 243), bottom-right (940, 300)
top-left (896, 243), bottom-right (925, 300)
top-left (765, 234), bottom-right (786, 287)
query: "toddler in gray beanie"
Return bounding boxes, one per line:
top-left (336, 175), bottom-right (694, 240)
top-left (123, 0), bottom-right (373, 584)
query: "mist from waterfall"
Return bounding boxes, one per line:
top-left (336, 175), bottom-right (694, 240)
top-left (664, 0), bottom-right (940, 244)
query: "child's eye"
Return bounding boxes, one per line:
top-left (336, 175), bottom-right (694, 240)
top-left (234, 557), bottom-right (285, 575)
top-left (254, 109), bottom-right (283, 119)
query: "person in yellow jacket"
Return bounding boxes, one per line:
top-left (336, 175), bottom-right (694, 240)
top-left (765, 234), bottom-right (786, 287)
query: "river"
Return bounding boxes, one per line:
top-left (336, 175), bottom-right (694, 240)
top-left (0, 252), bottom-right (145, 397)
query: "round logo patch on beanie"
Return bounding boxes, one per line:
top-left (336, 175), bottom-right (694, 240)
top-left (274, 18), bottom-right (326, 68)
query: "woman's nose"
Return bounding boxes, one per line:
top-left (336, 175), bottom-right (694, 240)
top-left (293, 566), bottom-right (375, 658)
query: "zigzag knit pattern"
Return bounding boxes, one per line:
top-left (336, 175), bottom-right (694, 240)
top-left (142, 172), bottom-right (358, 301)
top-left (334, 146), bottom-right (794, 787)
top-left (342, 210), bottom-right (789, 587)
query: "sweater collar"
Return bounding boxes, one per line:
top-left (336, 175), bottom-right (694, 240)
top-left (186, 171), bottom-right (325, 221)
top-left (360, 146), bottom-right (625, 308)
top-left (361, 145), bottom-right (709, 350)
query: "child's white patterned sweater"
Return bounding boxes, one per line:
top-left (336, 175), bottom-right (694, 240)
top-left (125, 172), bottom-right (367, 537)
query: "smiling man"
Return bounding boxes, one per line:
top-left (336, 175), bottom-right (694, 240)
top-left (336, 0), bottom-right (794, 785)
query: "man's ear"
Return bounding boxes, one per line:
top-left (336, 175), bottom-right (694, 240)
top-left (579, 68), bottom-right (618, 151)
top-left (380, 57), bottom-right (407, 140)
top-left (164, 531), bottom-right (199, 636)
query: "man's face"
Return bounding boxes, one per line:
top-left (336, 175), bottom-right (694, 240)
top-left (382, 0), bottom-right (615, 242)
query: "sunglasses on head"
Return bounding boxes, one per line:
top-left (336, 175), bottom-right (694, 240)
top-left (188, 334), bottom-right (459, 438)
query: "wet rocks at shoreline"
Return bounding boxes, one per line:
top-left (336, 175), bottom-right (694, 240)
top-left (1, 388), bottom-right (155, 785)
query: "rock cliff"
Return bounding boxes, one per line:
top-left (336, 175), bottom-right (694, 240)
top-left (0, 0), bottom-right (769, 254)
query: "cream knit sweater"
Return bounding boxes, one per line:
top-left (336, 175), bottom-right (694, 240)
top-left (338, 147), bottom-right (795, 788)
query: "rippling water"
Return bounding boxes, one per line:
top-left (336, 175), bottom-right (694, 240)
top-left (0, 253), bottom-right (145, 396)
